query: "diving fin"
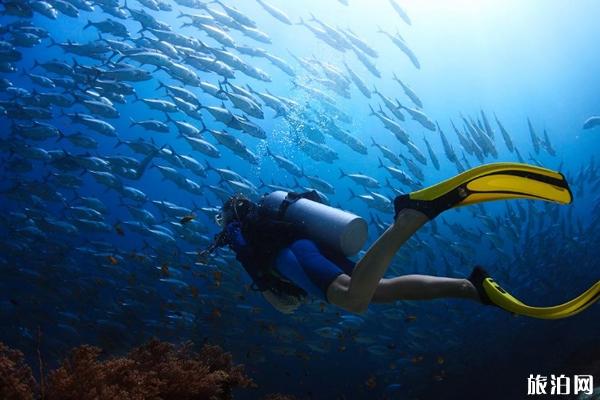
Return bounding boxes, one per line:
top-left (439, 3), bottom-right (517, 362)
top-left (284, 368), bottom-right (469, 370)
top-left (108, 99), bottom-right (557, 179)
top-left (394, 162), bottom-right (573, 219)
top-left (469, 266), bottom-right (600, 319)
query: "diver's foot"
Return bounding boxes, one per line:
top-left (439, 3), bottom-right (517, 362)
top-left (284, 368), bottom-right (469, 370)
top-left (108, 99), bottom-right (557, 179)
top-left (467, 265), bottom-right (495, 306)
top-left (393, 194), bottom-right (439, 221)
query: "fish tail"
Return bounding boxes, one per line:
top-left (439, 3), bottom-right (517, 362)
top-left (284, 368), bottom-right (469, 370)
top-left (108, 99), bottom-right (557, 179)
top-left (368, 104), bottom-right (376, 116)
top-left (348, 187), bottom-right (357, 200)
top-left (216, 81), bottom-right (225, 95)
top-left (265, 146), bottom-right (274, 158)
top-left (47, 37), bottom-right (57, 48)
top-left (199, 119), bottom-right (207, 132)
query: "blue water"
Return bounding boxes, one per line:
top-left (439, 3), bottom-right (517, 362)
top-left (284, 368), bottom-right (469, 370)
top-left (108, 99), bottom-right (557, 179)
top-left (1, 0), bottom-right (599, 399)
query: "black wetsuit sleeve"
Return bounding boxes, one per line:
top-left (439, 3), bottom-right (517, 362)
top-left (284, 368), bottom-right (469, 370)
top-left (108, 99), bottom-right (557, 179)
top-left (233, 206), bottom-right (306, 293)
top-left (234, 246), bottom-right (269, 292)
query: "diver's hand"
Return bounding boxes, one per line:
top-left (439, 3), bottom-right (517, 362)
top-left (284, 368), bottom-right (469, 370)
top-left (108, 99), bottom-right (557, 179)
top-left (225, 221), bottom-right (247, 252)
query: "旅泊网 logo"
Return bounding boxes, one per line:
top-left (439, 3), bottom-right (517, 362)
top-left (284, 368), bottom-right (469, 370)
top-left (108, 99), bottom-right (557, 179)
top-left (527, 374), bottom-right (594, 396)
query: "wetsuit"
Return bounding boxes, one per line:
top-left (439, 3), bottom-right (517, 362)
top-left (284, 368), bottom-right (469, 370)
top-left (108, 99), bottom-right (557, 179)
top-left (226, 204), bottom-right (356, 301)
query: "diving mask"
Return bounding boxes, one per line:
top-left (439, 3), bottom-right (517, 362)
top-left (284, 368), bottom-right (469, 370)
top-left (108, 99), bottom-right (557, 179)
top-left (215, 194), bottom-right (253, 227)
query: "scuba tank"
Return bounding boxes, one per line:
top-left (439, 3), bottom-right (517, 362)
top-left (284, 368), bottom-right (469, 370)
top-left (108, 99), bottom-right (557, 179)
top-left (260, 191), bottom-right (368, 257)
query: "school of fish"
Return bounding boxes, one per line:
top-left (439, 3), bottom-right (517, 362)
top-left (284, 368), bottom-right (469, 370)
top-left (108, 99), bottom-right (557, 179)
top-left (2, 0), bottom-right (600, 398)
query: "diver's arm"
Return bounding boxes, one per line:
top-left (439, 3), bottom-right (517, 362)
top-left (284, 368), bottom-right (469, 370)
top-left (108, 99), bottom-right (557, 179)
top-left (227, 221), bottom-right (303, 314)
top-left (231, 240), bottom-right (302, 313)
top-left (235, 251), bottom-right (268, 290)
top-left (236, 252), bottom-right (301, 314)
top-left (225, 222), bottom-right (271, 291)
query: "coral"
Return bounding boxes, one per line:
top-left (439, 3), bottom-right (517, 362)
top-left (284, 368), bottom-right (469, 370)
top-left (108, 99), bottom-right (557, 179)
top-left (0, 342), bottom-right (36, 400)
top-left (44, 339), bottom-right (254, 400)
top-left (1, 339), bottom-right (290, 400)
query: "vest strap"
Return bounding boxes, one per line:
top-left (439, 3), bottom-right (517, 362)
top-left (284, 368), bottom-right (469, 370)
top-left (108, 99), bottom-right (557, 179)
top-left (276, 190), bottom-right (321, 220)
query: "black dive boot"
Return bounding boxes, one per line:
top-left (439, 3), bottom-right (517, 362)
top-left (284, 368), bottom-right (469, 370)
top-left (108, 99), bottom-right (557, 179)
top-left (467, 265), bottom-right (495, 306)
top-left (393, 194), bottom-right (445, 220)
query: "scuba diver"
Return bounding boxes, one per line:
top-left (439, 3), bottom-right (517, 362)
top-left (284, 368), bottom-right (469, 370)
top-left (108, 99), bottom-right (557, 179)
top-left (201, 162), bottom-right (600, 318)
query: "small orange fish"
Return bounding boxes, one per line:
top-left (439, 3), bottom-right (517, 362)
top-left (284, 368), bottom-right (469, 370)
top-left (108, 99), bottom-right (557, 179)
top-left (107, 255), bottom-right (118, 265)
top-left (213, 271), bottom-right (222, 287)
top-left (211, 308), bottom-right (222, 319)
top-left (405, 315), bottom-right (417, 322)
top-left (190, 286), bottom-right (199, 298)
top-left (365, 375), bottom-right (377, 390)
top-left (411, 355), bottom-right (424, 364)
top-left (160, 263), bottom-right (169, 276)
top-left (179, 214), bottom-right (195, 224)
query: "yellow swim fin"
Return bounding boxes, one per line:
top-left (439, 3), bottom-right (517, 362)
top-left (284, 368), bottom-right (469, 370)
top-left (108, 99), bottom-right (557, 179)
top-left (483, 277), bottom-right (600, 320)
top-left (394, 162), bottom-right (572, 219)
top-left (469, 266), bottom-right (600, 319)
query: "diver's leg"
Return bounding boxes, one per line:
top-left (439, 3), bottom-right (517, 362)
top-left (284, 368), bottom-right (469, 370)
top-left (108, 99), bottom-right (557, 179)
top-left (288, 239), bottom-right (347, 300)
top-left (274, 246), bottom-right (325, 298)
top-left (371, 275), bottom-right (479, 303)
top-left (327, 209), bottom-right (429, 313)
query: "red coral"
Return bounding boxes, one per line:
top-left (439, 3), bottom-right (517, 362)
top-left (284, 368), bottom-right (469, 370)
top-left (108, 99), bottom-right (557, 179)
top-left (44, 345), bottom-right (155, 400)
top-left (45, 339), bottom-right (255, 400)
top-left (0, 339), bottom-right (267, 400)
top-left (0, 342), bottom-right (36, 400)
